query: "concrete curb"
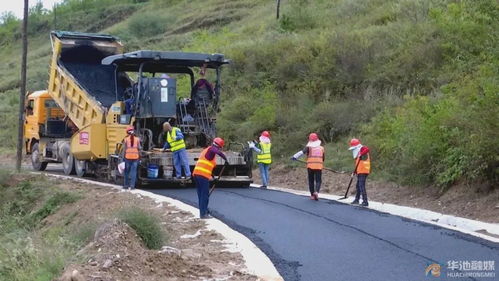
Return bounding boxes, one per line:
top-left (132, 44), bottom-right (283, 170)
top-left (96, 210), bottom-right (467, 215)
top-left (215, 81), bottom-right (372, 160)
top-left (40, 173), bottom-right (283, 281)
top-left (251, 184), bottom-right (499, 243)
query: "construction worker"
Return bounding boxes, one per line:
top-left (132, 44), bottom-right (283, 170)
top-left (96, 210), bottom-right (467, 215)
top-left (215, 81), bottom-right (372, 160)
top-left (291, 133), bottom-right (324, 200)
top-left (248, 130), bottom-right (272, 189)
top-left (191, 65), bottom-right (214, 106)
top-left (122, 125), bottom-right (141, 190)
top-left (162, 122), bottom-right (191, 179)
top-left (192, 137), bottom-right (228, 219)
top-left (349, 138), bottom-right (370, 206)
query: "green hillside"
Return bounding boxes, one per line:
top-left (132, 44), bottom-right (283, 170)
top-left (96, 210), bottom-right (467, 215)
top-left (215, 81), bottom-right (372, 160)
top-left (0, 0), bottom-right (497, 189)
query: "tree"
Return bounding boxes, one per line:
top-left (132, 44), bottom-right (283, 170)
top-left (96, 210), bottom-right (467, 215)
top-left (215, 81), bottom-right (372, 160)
top-left (0, 11), bottom-right (17, 25)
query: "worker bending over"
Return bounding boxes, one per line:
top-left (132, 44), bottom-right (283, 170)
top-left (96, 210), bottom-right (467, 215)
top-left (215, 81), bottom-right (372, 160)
top-left (162, 122), bottom-right (191, 179)
top-left (348, 138), bottom-right (371, 206)
top-left (292, 133), bottom-right (324, 200)
top-left (248, 130), bottom-right (272, 189)
top-left (192, 137), bottom-right (228, 219)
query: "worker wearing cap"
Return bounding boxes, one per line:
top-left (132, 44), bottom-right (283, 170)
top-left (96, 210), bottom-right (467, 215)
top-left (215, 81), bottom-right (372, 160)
top-left (162, 122), bottom-right (191, 180)
top-left (291, 133), bottom-right (325, 200)
top-left (248, 131), bottom-right (272, 189)
top-left (121, 125), bottom-right (141, 190)
top-left (349, 138), bottom-right (371, 206)
top-left (192, 137), bottom-right (228, 219)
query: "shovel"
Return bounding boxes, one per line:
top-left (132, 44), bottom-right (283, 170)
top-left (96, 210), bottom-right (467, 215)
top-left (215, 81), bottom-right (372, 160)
top-left (209, 163), bottom-right (227, 196)
top-left (338, 158), bottom-right (362, 200)
top-left (294, 159), bottom-right (345, 174)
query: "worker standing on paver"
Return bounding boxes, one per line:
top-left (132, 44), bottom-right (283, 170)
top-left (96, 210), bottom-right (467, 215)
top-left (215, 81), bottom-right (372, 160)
top-left (248, 131), bottom-right (272, 189)
top-left (349, 138), bottom-right (370, 206)
top-left (162, 122), bottom-right (191, 180)
top-left (192, 137), bottom-right (228, 219)
top-left (291, 133), bottom-right (324, 200)
top-left (122, 125), bottom-right (141, 190)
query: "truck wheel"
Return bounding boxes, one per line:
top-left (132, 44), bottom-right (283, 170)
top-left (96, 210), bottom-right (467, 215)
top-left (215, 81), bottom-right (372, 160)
top-left (61, 145), bottom-right (76, 175)
top-left (75, 160), bottom-right (87, 177)
top-left (31, 143), bottom-right (48, 171)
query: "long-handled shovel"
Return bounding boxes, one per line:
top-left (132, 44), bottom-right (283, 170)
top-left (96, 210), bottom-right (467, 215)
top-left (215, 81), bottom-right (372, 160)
top-left (338, 158), bottom-right (362, 200)
top-left (294, 159), bottom-right (345, 174)
top-left (209, 163), bottom-right (227, 196)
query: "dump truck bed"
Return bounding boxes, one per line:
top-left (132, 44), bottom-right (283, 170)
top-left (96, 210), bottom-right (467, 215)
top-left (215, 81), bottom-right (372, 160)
top-left (48, 31), bottom-right (124, 129)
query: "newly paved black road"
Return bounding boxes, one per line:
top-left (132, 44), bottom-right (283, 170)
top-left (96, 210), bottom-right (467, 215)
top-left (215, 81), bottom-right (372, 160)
top-left (149, 187), bottom-right (499, 281)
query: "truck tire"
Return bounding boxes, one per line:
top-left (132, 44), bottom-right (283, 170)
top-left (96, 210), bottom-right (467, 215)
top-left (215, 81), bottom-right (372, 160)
top-left (31, 143), bottom-right (48, 171)
top-left (61, 144), bottom-right (76, 175)
top-left (75, 160), bottom-right (87, 177)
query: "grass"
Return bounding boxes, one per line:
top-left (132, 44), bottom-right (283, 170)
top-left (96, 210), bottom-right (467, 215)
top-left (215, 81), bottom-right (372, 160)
top-left (118, 207), bottom-right (165, 250)
top-left (26, 192), bottom-right (81, 228)
top-left (0, 169), bottom-right (83, 281)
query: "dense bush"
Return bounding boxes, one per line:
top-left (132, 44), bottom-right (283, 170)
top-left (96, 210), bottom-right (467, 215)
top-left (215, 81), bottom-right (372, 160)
top-left (363, 0), bottom-right (498, 188)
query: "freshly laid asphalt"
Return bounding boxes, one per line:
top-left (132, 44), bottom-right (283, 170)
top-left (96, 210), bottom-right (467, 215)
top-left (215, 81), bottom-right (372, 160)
top-left (149, 186), bottom-right (499, 281)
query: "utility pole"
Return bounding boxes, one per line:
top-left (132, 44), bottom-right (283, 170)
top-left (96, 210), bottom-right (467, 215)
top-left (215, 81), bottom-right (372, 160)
top-left (276, 0), bottom-right (281, 19)
top-left (16, 0), bottom-right (29, 172)
top-left (53, 3), bottom-right (57, 29)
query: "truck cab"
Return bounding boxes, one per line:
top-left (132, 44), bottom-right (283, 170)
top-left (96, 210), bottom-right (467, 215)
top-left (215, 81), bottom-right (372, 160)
top-left (24, 90), bottom-right (73, 170)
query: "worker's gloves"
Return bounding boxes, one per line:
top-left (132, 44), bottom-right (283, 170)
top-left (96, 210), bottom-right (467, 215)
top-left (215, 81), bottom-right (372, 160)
top-left (247, 141), bottom-right (255, 149)
top-left (292, 151), bottom-right (303, 160)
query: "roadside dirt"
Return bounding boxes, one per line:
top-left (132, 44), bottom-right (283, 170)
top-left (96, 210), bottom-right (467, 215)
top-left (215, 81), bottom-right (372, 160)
top-left (40, 179), bottom-right (256, 281)
top-left (253, 165), bottom-right (499, 224)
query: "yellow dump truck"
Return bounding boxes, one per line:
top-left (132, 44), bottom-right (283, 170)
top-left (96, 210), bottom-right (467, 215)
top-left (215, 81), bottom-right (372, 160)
top-left (25, 31), bottom-right (253, 187)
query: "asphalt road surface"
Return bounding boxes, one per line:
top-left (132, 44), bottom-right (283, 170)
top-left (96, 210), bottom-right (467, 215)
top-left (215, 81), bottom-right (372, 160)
top-left (34, 165), bottom-right (498, 281)
top-left (149, 187), bottom-right (499, 281)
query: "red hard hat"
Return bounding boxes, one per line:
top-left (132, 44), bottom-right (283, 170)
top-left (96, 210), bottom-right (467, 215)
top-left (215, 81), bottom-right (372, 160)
top-left (350, 138), bottom-right (360, 147)
top-left (308, 133), bottom-right (318, 141)
top-left (261, 131), bottom-right (270, 138)
top-left (213, 137), bottom-right (225, 148)
top-left (126, 125), bottom-right (134, 133)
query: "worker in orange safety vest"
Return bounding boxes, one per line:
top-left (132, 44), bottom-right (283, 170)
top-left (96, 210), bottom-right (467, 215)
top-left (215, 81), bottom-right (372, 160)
top-left (192, 137), bottom-right (228, 219)
top-left (121, 125), bottom-right (141, 190)
top-left (291, 133), bottom-right (325, 201)
top-left (348, 138), bottom-right (371, 206)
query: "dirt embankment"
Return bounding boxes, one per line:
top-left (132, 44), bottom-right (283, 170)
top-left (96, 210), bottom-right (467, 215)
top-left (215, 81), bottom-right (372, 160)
top-left (253, 165), bottom-right (499, 224)
top-left (45, 181), bottom-right (256, 281)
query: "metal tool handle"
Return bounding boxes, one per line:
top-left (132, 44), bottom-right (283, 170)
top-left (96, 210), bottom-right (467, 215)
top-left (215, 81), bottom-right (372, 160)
top-left (209, 162), bottom-right (227, 196)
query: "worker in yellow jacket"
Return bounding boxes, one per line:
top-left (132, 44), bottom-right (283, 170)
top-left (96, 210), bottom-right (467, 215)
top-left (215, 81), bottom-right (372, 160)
top-left (248, 130), bottom-right (272, 189)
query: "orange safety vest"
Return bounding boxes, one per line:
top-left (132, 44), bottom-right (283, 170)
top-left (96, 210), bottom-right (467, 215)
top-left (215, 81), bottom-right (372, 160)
top-left (355, 153), bottom-right (370, 174)
top-left (307, 146), bottom-right (324, 170)
top-left (124, 136), bottom-right (140, 160)
top-left (193, 147), bottom-right (216, 179)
